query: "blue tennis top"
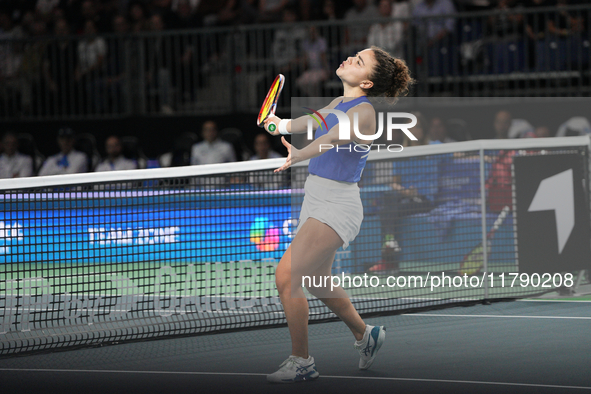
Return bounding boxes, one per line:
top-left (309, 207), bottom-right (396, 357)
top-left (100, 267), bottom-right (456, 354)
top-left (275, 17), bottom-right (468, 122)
top-left (308, 96), bottom-right (372, 183)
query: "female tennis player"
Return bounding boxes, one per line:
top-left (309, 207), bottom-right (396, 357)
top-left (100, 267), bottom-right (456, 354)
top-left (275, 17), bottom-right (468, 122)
top-left (263, 46), bottom-right (414, 383)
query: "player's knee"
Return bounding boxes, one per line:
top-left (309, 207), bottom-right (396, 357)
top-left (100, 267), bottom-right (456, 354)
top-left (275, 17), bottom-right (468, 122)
top-left (275, 264), bottom-right (290, 295)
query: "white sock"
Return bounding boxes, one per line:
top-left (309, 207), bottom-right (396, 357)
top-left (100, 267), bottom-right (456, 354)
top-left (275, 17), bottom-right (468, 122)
top-left (355, 325), bottom-right (372, 346)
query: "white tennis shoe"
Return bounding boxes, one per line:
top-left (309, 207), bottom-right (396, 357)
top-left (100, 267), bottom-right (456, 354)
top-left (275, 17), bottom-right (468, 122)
top-left (266, 355), bottom-right (319, 383)
top-left (354, 325), bottom-right (386, 370)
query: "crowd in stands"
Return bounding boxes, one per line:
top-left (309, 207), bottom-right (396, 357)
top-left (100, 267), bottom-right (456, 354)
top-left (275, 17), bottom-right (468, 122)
top-left (1, 0), bottom-right (590, 117)
top-left (0, 112), bottom-right (588, 179)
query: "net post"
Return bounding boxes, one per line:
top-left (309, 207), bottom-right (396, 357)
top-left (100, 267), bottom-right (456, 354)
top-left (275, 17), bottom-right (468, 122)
top-left (479, 147), bottom-right (489, 300)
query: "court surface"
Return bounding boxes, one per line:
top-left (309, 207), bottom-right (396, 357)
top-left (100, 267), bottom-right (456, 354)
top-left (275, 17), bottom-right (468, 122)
top-left (0, 299), bottom-right (589, 394)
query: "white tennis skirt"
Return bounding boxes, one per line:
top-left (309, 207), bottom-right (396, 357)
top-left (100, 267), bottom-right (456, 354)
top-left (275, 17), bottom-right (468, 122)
top-left (296, 174), bottom-right (364, 250)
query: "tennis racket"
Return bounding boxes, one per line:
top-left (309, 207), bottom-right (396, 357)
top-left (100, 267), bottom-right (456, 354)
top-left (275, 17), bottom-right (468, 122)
top-left (257, 74), bottom-right (285, 133)
top-left (458, 205), bottom-right (511, 276)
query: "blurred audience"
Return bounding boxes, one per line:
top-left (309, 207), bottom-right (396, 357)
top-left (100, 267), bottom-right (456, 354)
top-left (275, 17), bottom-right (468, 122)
top-left (368, 0), bottom-right (409, 59)
top-left (95, 135), bottom-right (137, 171)
top-left (38, 127), bottom-right (88, 176)
top-left (428, 116), bottom-right (455, 143)
top-left (412, 0), bottom-right (456, 47)
top-left (250, 133), bottom-right (283, 160)
top-left (0, 132), bottom-right (34, 178)
top-left (494, 110), bottom-right (512, 139)
top-left (296, 26), bottom-right (329, 97)
top-left (344, 0), bottom-right (379, 55)
top-left (191, 120), bottom-right (236, 165)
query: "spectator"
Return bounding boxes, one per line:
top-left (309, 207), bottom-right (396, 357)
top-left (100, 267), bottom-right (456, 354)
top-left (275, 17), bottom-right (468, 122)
top-left (556, 116), bottom-right (591, 137)
top-left (428, 117), bottom-right (455, 143)
top-left (237, 0), bottom-right (260, 25)
top-left (402, 112), bottom-right (430, 147)
top-left (368, 0), bottom-right (410, 59)
top-left (258, 0), bottom-right (290, 23)
top-left (145, 14), bottom-right (176, 113)
top-left (271, 7), bottom-right (307, 79)
top-left (487, 0), bottom-right (524, 41)
top-left (344, 0), bottom-right (379, 55)
top-left (19, 18), bottom-right (47, 115)
top-left (272, 8), bottom-right (307, 96)
top-left (169, 0), bottom-right (201, 29)
top-left (320, 0), bottom-right (337, 20)
top-left (525, 0), bottom-right (551, 41)
top-left (79, 0), bottom-right (110, 33)
top-left (250, 133), bottom-right (282, 160)
top-left (75, 19), bottom-right (107, 113)
top-left (412, 0), bottom-right (456, 47)
top-left (547, 0), bottom-right (584, 38)
top-left (128, 1), bottom-right (149, 32)
top-left (43, 18), bottom-right (76, 116)
top-left (105, 14), bottom-right (129, 113)
top-left (494, 110), bottom-right (512, 139)
top-left (38, 127), bottom-right (88, 176)
top-left (150, 0), bottom-right (176, 27)
top-left (0, 11), bottom-right (25, 114)
top-left (95, 135), bottom-right (137, 171)
top-left (190, 121), bottom-right (236, 165)
top-left (296, 26), bottom-right (329, 97)
top-left (0, 132), bottom-right (34, 178)
top-left (534, 126), bottom-right (551, 138)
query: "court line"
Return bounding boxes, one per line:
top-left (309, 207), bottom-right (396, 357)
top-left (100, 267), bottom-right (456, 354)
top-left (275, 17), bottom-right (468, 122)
top-left (0, 368), bottom-right (589, 390)
top-left (403, 313), bottom-right (591, 320)
top-left (521, 299), bottom-right (591, 303)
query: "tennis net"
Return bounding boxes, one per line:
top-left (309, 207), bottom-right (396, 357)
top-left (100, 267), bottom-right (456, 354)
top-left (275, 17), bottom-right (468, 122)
top-left (1, 136), bottom-right (590, 356)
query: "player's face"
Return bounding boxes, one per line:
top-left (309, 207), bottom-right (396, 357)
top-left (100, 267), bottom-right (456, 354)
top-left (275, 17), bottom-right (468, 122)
top-left (336, 49), bottom-right (377, 90)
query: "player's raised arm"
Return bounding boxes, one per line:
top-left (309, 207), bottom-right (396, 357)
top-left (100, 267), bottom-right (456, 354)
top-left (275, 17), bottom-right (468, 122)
top-left (264, 97), bottom-right (344, 136)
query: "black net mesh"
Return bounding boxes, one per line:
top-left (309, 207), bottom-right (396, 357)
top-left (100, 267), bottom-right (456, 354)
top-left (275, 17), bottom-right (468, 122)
top-left (0, 143), bottom-right (589, 356)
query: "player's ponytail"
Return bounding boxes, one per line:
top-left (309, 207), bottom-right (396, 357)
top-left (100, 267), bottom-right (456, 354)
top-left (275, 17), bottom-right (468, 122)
top-left (365, 46), bottom-right (415, 100)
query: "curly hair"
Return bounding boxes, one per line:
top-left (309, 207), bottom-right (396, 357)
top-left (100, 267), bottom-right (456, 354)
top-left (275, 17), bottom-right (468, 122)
top-left (364, 46), bottom-right (416, 99)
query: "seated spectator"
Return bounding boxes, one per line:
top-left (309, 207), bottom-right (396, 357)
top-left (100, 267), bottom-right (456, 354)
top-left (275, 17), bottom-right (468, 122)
top-left (75, 19), bottom-right (107, 113)
top-left (534, 126), bottom-right (551, 138)
top-left (412, 0), bottom-right (456, 47)
top-left (547, 0), bottom-right (584, 39)
top-left (250, 133), bottom-right (283, 160)
top-left (95, 135), bottom-right (137, 172)
top-left (556, 116), bottom-right (591, 137)
top-left (38, 127), bottom-right (88, 176)
top-left (258, 0), bottom-right (290, 23)
top-left (271, 7), bottom-right (307, 77)
top-left (296, 26), bottom-right (329, 97)
top-left (368, 0), bottom-right (410, 59)
top-left (344, 0), bottom-right (379, 55)
top-left (43, 18), bottom-right (76, 116)
top-left (494, 110), bottom-right (512, 139)
top-left (525, 0), bottom-right (551, 41)
top-left (128, 1), bottom-right (149, 32)
top-left (428, 116), bottom-right (455, 143)
top-left (0, 132), bottom-right (34, 178)
top-left (487, 0), bottom-right (524, 41)
top-left (105, 15), bottom-right (130, 113)
top-left (191, 120), bottom-right (236, 165)
top-left (402, 112), bottom-right (431, 147)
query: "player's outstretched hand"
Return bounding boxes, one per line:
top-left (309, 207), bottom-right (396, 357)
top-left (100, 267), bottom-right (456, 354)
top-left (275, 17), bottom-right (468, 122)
top-left (264, 116), bottom-right (281, 136)
top-left (275, 136), bottom-right (297, 173)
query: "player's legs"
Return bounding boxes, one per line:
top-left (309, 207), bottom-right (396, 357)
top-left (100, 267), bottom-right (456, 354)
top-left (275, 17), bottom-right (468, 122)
top-left (306, 250), bottom-right (366, 341)
top-left (276, 218), bottom-right (354, 357)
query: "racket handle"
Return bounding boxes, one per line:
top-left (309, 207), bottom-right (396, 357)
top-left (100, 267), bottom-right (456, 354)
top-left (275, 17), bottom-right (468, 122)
top-left (265, 119), bottom-right (278, 134)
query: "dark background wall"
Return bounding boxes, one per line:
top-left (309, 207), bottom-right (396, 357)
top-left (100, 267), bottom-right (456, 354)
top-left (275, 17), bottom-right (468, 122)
top-left (1, 99), bottom-right (590, 159)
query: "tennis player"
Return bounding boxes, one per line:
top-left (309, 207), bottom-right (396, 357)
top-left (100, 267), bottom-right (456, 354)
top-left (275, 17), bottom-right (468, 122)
top-left (263, 46), bottom-right (414, 383)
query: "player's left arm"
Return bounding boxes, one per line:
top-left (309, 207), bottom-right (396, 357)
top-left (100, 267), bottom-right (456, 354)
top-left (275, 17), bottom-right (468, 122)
top-left (274, 103), bottom-right (375, 172)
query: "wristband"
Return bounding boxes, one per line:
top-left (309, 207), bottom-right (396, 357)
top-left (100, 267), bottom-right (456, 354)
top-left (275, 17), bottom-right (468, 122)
top-left (279, 119), bottom-right (291, 135)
